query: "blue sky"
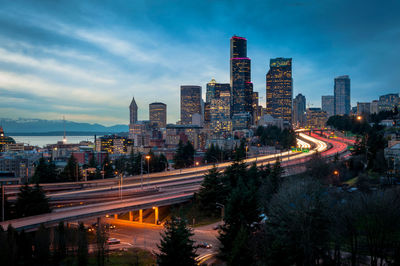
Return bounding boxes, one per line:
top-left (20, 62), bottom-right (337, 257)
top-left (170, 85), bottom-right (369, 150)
top-left (0, 0), bottom-right (399, 125)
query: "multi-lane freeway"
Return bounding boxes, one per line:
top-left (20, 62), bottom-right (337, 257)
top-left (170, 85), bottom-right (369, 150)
top-left (0, 131), bottom-right (351, 231)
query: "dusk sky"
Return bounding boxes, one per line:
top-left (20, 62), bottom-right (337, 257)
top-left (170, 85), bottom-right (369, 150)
top-left (0, 0), bottom-right (399, 125)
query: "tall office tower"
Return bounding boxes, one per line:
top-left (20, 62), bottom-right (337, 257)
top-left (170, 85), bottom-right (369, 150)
top-left (334, 75), bottom-right (351, 115)
top-left (321, 95), bottom-right (335, 117)
top-left (230, 36), bottom-right (253, 116)
top-left (180, 85), bottom-right (202, 125)
top-left (210, 91), bottom-right (232, 135)
top-left (206, 79), bottom-right (231, 103)
top-left (129, 97), bottom-right (138, 124)
top-left (149, 102), bottom-right (167, 128)
top-left (293, 93), bottom-right (306, 127)
top-left (266, 58), bottom-right (293, 123)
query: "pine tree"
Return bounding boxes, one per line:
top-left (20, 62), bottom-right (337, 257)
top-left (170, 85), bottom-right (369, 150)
top-left (54, 222), bottom-right (66, 263)
top-left (156, 217), bottom-right (197, 266)
top-left (173, 141), bottom-right (186, 169)
top-left (18, 230), bottom-right (33, 265)
top-left (198, 167), bottom-right (226, 215)
top-left (15, 183), bottom-right (51, 218)
top-left (102, 154), bottom-right (114, 179)
top-left (61, 155), bottom-right (81, 182)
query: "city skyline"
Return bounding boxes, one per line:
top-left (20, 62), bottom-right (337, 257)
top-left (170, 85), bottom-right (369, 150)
top-left (0, 1), bottom-right (399, 125)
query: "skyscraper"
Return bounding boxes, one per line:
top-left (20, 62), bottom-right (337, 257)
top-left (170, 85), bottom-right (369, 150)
top-left (206, 79), bottom-right (230, 104)
top-left (149, 102), bottom-right (167, 128)
top-left (129, 96), bottom-right (138, 124)
top-left (230, 36), bottom-right (253, 116)
top-left (293, 93), bottom-right (306, 127)
top-left (210, 91), bottom-right (232, 135)
top-left (321, 95), bottom-right (335, 117)
top-left (180, 85), bottom-right (202, 125)
top-left (266, 58), bottom-right (293, 123)
top-left (334, 75), bottom-right (351, 115)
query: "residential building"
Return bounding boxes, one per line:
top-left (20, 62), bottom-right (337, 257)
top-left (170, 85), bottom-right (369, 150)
top-left (266, 58), bottom-right (293, 123)
top-left (378, 93), bottom-right (399, 112)
top-left (321, 95), bottom-right (335, 117)
top-left (180, 85), bottom-right (202, 125)
top-left (370, 100), bottom-right (379, 114)
top-left (334, 75), bottom-right (351, 115)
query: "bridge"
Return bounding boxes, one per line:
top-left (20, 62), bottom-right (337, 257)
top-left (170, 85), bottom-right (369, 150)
top-left (0, 132), bottom-right (350, 231)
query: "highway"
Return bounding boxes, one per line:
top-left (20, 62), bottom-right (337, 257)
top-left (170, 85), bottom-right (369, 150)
top-left (0, 131), bottom-right (350, 231)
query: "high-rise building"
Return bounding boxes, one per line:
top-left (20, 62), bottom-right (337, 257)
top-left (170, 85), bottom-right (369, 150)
top-left (306, 108), bottom-right (328, 128)
top-left (357, 102), bottom-right (371, 115)
top-left (378, 93), bottom-right (399, 112)
top-left (266, 58), bottom-right (293, 123)
top-left (210, 91), bottom-right (232, 135)
top-left (230, 36), bottom-right (253, 116)
top-left (206, 78), bottom-right (230, 104)
top-left (180, 85), bottom-right (202, 125)
top-left (321, 95), bottom-right (335, 117)
top-left (149, 102), bottom-right (167, 128)
top-left (370, 100), bottom-right (379, 114)
top-left (334, 75), bottom-right (351, 115)
top-left (293, 93), bottom-right (306, 127)
top-left (129, 97), bottom-right (138, 125)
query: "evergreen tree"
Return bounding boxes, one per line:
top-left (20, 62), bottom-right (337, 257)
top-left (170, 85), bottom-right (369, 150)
top-left (218, 178), bottom-right (260, 265)
top-left (89, 153), bottom-right (98, 168)
top-left (7, 225), bottom-right (18, 266)
top-left (102, 154), bottom-right (114, 179)
top-left (31, 157), bottom-right (58, 183)
top-left (197, 167), bottom-right (226, 215)
top-left (173, 141), bottom-right (186, 169)
top-left (96, 222), bottom-right (108, 266)
top-left (77, 222), bottom-right (88, 266)
top-left (60, 155), bottom-right (81, 182)
top-left (156, 216), bottom-right (197, 266)
top-left (15, 183), bottom-right (51, 218)
top-left (183, 141), bottom-right (195, 167)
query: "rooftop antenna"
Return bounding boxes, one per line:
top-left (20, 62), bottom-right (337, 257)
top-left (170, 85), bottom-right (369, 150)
top-left (63, 116), bottom-right (67, 143)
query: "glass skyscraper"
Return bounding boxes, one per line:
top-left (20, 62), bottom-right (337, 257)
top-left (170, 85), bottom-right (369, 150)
top-left (334, 75), bottom-right (351, 115)
top-left (230, 36), bottom-right (253, 116)
top-left (180, 85), bottom-right (202, 125)
top-left (149, 102), bottom-right (167, 128)
top-left (206, 78), bottom-right (230, 104)
top-left (266, 58), bottom-right (293, 123)
top-left (321, 95), bottom-right (335, 117)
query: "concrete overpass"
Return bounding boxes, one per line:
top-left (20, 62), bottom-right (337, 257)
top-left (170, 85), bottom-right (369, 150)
top-left (0, 132), bottom-right (351, 231)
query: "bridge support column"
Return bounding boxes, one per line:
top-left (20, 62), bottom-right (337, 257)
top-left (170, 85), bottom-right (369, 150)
top-left (114, 214), bottom-right (118, 219)
top-left (139, 209), bottom-right (143, 223)
top-left (153, 206), bottom-right (159, 224)
top-left (129, 211), bottom-right (133, 221)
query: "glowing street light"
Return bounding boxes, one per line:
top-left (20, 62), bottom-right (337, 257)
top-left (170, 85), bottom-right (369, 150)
top-left (145, 155), bottom-right (151, 186)
top-left (195, 161), bottom-right (199, 166)
top-left (356, 115), bottom-right (362, 121)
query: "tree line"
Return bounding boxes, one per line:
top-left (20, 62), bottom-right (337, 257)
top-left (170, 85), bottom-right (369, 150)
top-left (255, 125), bottom-right (297, 149)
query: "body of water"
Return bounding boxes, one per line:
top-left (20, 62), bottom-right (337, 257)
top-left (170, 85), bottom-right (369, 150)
top-left (11, 136), bottom-right (96, 147)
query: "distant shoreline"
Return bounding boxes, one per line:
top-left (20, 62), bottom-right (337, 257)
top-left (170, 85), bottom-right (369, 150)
top-left (9, 131), bottom-right (128, 136)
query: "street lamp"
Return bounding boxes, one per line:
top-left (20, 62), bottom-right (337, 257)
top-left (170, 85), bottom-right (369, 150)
top-left (356, 115), bottom-right (362, 121)
top-left (195, 161), bottom-right (199, 166)
top-left (145, 155), bottom-right (151, 186)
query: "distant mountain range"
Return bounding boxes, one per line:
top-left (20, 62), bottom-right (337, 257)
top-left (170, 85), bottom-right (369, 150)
top-left (0, 118), bottom-right (128, 135)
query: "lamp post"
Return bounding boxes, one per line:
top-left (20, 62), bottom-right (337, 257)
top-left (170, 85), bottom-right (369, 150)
top-left (145, 155), bottom-right (151, 186)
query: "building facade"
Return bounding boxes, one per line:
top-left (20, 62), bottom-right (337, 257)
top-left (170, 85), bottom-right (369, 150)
top-left (334, 75), bottom-right (351, 115)
top-left (357, 102), bottom-right (371, 115)
top-left (210, 91), bottom-right (232, 135)
top-left (266, 58), bottom-right (293, 123)
top-left (129, 97), bottom-right (138, 125)
top-left (378, 93), bottom-right (399, 112)
top-left (180, 85), bottom-right (202, 125)
top-left (230, 36), bottom-right (253, 116)
top-left (293, 93), bottom-right (306, 127)
top-left (306, 108), bottom-right (328, 128)
top-left (322, 95), bottom-right (335, 117)
top-left (206, 79), bottom-right (230, 104)
top-left (149, 102), bottom-right (167, 128)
